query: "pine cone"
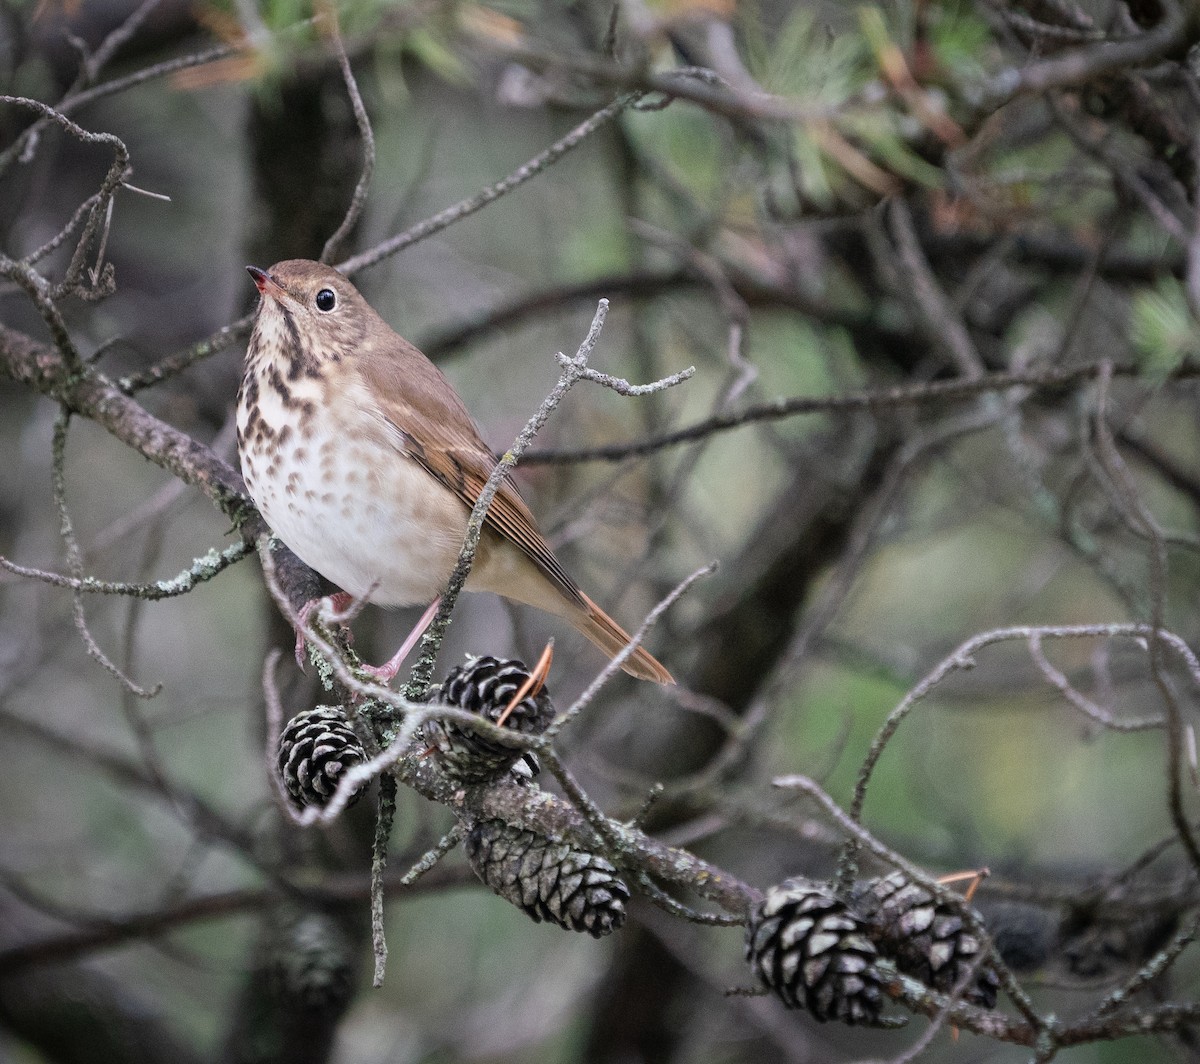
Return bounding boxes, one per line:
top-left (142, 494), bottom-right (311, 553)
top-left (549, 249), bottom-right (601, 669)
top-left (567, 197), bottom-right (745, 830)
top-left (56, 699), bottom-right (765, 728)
top-left (746, 878), bottom-right (885, 1026)
top-left (851, 871), bottom-right (1000, 1008)
top-left (465, 819), bottom-right (628, 937)
top-left (278, 706), bottom-right (368, 811)
top-left (267, 909), bottom-right (355, 1015)
top-left (430, 656), bottom-right (555, 784)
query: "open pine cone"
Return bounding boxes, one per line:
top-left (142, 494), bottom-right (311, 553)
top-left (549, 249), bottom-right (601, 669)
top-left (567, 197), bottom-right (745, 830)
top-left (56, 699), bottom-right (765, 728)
top-left (850, 870), bottom-right (1000, 1008)
top-left (746, 878), bottom-right (886, 1025)
top-left (277, 705), bottom-right (368, 811)
top-left (430, 656), bottom-right (555, 784)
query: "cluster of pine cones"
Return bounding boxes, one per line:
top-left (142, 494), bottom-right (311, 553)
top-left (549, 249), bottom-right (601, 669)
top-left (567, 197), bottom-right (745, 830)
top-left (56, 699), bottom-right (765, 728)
top-left (745, 872), bottom-right (1001, 1026)
top-left (276, 656), bottom-right (629, 939)
top-left (277, 655), bottom-right (557, 808)
top-left (276, 657), bottom-right (1002, 1005)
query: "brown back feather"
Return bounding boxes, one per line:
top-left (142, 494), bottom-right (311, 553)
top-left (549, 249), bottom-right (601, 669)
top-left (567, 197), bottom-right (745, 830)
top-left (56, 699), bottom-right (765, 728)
top-left (356, 335), bottom-right (586, 609)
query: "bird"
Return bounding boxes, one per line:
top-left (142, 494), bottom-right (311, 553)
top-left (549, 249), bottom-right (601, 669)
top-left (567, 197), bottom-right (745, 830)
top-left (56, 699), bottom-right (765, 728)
top-left (236, 259), bottom-right (674, 685)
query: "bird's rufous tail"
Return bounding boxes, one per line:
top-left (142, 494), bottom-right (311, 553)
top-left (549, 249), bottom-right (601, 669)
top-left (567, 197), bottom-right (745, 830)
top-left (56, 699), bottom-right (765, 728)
top-left (570, 592), bottom-right (674, 685)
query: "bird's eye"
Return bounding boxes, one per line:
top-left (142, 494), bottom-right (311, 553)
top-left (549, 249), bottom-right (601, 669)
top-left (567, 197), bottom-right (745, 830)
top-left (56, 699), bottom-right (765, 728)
top-left (315, 288), bottom-right (337, 312)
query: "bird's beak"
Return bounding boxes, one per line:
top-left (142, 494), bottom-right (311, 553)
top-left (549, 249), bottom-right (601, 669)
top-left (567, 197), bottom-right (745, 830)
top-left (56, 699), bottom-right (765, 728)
top-left (246, 265), bottom-right (287, 303)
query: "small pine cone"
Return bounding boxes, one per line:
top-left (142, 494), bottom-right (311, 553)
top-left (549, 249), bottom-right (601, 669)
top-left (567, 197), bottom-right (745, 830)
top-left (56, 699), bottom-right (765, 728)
top-left (746, 878), bottom-right (885, 1026)
top-left (267, 909), bottom-right (355, 1015)
top-left (430, 656), bottom-right (555, 784)
top-left (278, 706), bottom-right (368, 811)
top-left (465, 818), bottom-right (628, 937)
top-left (850, 871), bottom-right (1000, 1008)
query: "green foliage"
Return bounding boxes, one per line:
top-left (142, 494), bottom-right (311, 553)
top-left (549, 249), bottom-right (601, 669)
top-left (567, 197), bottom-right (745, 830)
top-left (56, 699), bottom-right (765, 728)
top-left (841, 108), bottom-right (946, 187)
top-left (1130, 278), bottom-right (1200, 379)
top-left (400, 24), bottom-right (472, 85)
top-left (203, 0), bottom-right (470, 99)
top-left (741, 5), bottom-right (869, 104)
top-left (751, 315), bottom-right (854, 399)
top-left (924, 1), bottom-right (993, 82)
top-left (627, 105), bottom-right (724, 203)
top-left (739, 4), bottom-right (869, 209)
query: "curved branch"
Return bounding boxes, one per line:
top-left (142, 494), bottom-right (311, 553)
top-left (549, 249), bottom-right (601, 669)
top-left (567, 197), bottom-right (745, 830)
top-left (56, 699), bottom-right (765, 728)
top-left (0, 323), bottom-right (251, 527)
top-left (978, 0), bottom-right (1190, 108)
top-left (521, 362), bottom-right (1200, 465)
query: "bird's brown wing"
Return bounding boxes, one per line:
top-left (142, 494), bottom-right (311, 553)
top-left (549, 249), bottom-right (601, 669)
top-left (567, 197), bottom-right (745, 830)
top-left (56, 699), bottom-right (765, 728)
top-left (359, 340), bottom-right (586, 608)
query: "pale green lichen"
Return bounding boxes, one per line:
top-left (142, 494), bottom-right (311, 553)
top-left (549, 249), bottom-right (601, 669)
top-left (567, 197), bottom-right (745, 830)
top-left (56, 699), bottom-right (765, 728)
top-left (150, 542), bottom-right (248, 597)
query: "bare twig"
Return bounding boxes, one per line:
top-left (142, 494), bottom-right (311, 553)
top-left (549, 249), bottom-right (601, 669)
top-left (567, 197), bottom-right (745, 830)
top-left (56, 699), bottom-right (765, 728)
top-left (886, 198), bottom-right (985, 377)
top-left (847, 623), bottom-right (1200, 837)
top-left (1028, 631), bottom-right (1163, 731)
top-left (1082, 908), bottom-right (1200, 1021)
top-left (1089, 364), bottom-right (1200, 871)
top-left (0, 541), bottom-right (252, 599)
top-left (546, 562), bottom-right (714, 737)
top-left (370, 773), bottom-right (397, 986)
top-left (49, 410), bottom-right (160, 698)
top-left (396, 825), bottom-right (465, 887)
top-left (319, 5), bottom-right (375, 265)
top-left (261, 649), bottom-right (298, 818)
top-left (522, 362), bottom-right (1195, 465)
top-left (976, 0), bottom-right (1187, 108)
top-left (0, 861), bottom-right (473, 976)
top-left (85, 0), bottom-right (166, 81)
top-left (337, 94), bottom-right (642, 276)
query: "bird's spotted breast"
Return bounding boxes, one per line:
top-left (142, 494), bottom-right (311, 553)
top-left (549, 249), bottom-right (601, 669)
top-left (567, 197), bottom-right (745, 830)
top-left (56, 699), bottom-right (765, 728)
top-left (237, 348), bottom-right (469, 606)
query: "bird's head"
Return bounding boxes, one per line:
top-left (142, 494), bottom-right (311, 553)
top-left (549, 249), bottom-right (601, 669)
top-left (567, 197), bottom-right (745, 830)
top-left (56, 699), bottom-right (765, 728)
top-left (246, 259), bottom-right (376, 358)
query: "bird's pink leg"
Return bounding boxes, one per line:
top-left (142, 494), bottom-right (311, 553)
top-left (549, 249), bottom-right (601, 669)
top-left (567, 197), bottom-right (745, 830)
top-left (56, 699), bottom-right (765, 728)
top-left (359, 597), bottom-right (442, 684)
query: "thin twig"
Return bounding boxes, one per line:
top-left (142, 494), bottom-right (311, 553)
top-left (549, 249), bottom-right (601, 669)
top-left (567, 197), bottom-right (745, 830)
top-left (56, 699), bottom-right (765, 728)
top-left (261, 649), bottom-right (300, 818)
top-left (0, 20), bottom-right (314, 178)
top-left (848, 623), bottom-right (1200, 833)
top-left (546, 562), bottom-right (715, 737)
top-left (397, 825), bottom-right (465, 887)
top-left (886, 198), bottom-right (985, 377)
top-left (319, 5), bottom-right (375, 265)
top-left (118, 314), bottom-right (255, 395)
top-left (0, 541), bottom-right (253, 599)
top-left (0, 860), bottom-right (473, 976)
top-left (49, 409), bottom-right (161, 698)
top-left (1089, 364), bottom-right (1200, 871)
top-left (975, 0), bottom-right (1186, 108)
top-left (371, 773), bottom-right (397, 986)
top-left (1027, 631), bottom-right (1164, 732)
top-left (337, 94), bottom-right (642, 276)
top-left (80, 0), bottom-right (165, 81)
top-left (520, 362), bottom-right (1198, 465)
top-left (1082, 908), bottom-right (1200, 1021)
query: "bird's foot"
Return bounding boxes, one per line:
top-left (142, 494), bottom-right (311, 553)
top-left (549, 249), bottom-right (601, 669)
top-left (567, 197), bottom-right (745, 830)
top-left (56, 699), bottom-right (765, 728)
top-left (293, 595), bottom-right (441, 688)
top-left (294, 592), bottom-right (356, 670)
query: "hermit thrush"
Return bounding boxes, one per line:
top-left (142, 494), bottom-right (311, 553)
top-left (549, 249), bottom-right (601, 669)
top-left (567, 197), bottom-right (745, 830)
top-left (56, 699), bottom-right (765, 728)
top-left (236, 259), bottom-right (673, 685)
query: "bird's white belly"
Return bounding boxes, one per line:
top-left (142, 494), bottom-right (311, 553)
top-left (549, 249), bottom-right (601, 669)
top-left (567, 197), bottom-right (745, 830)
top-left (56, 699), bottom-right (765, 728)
top-left (241, 410), bottom-right (468, 607)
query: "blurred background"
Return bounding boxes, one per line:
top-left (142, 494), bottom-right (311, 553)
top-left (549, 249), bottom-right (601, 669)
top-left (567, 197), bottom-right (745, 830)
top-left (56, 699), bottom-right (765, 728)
top-left (2, 0), bottom-right (1200, 1060)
